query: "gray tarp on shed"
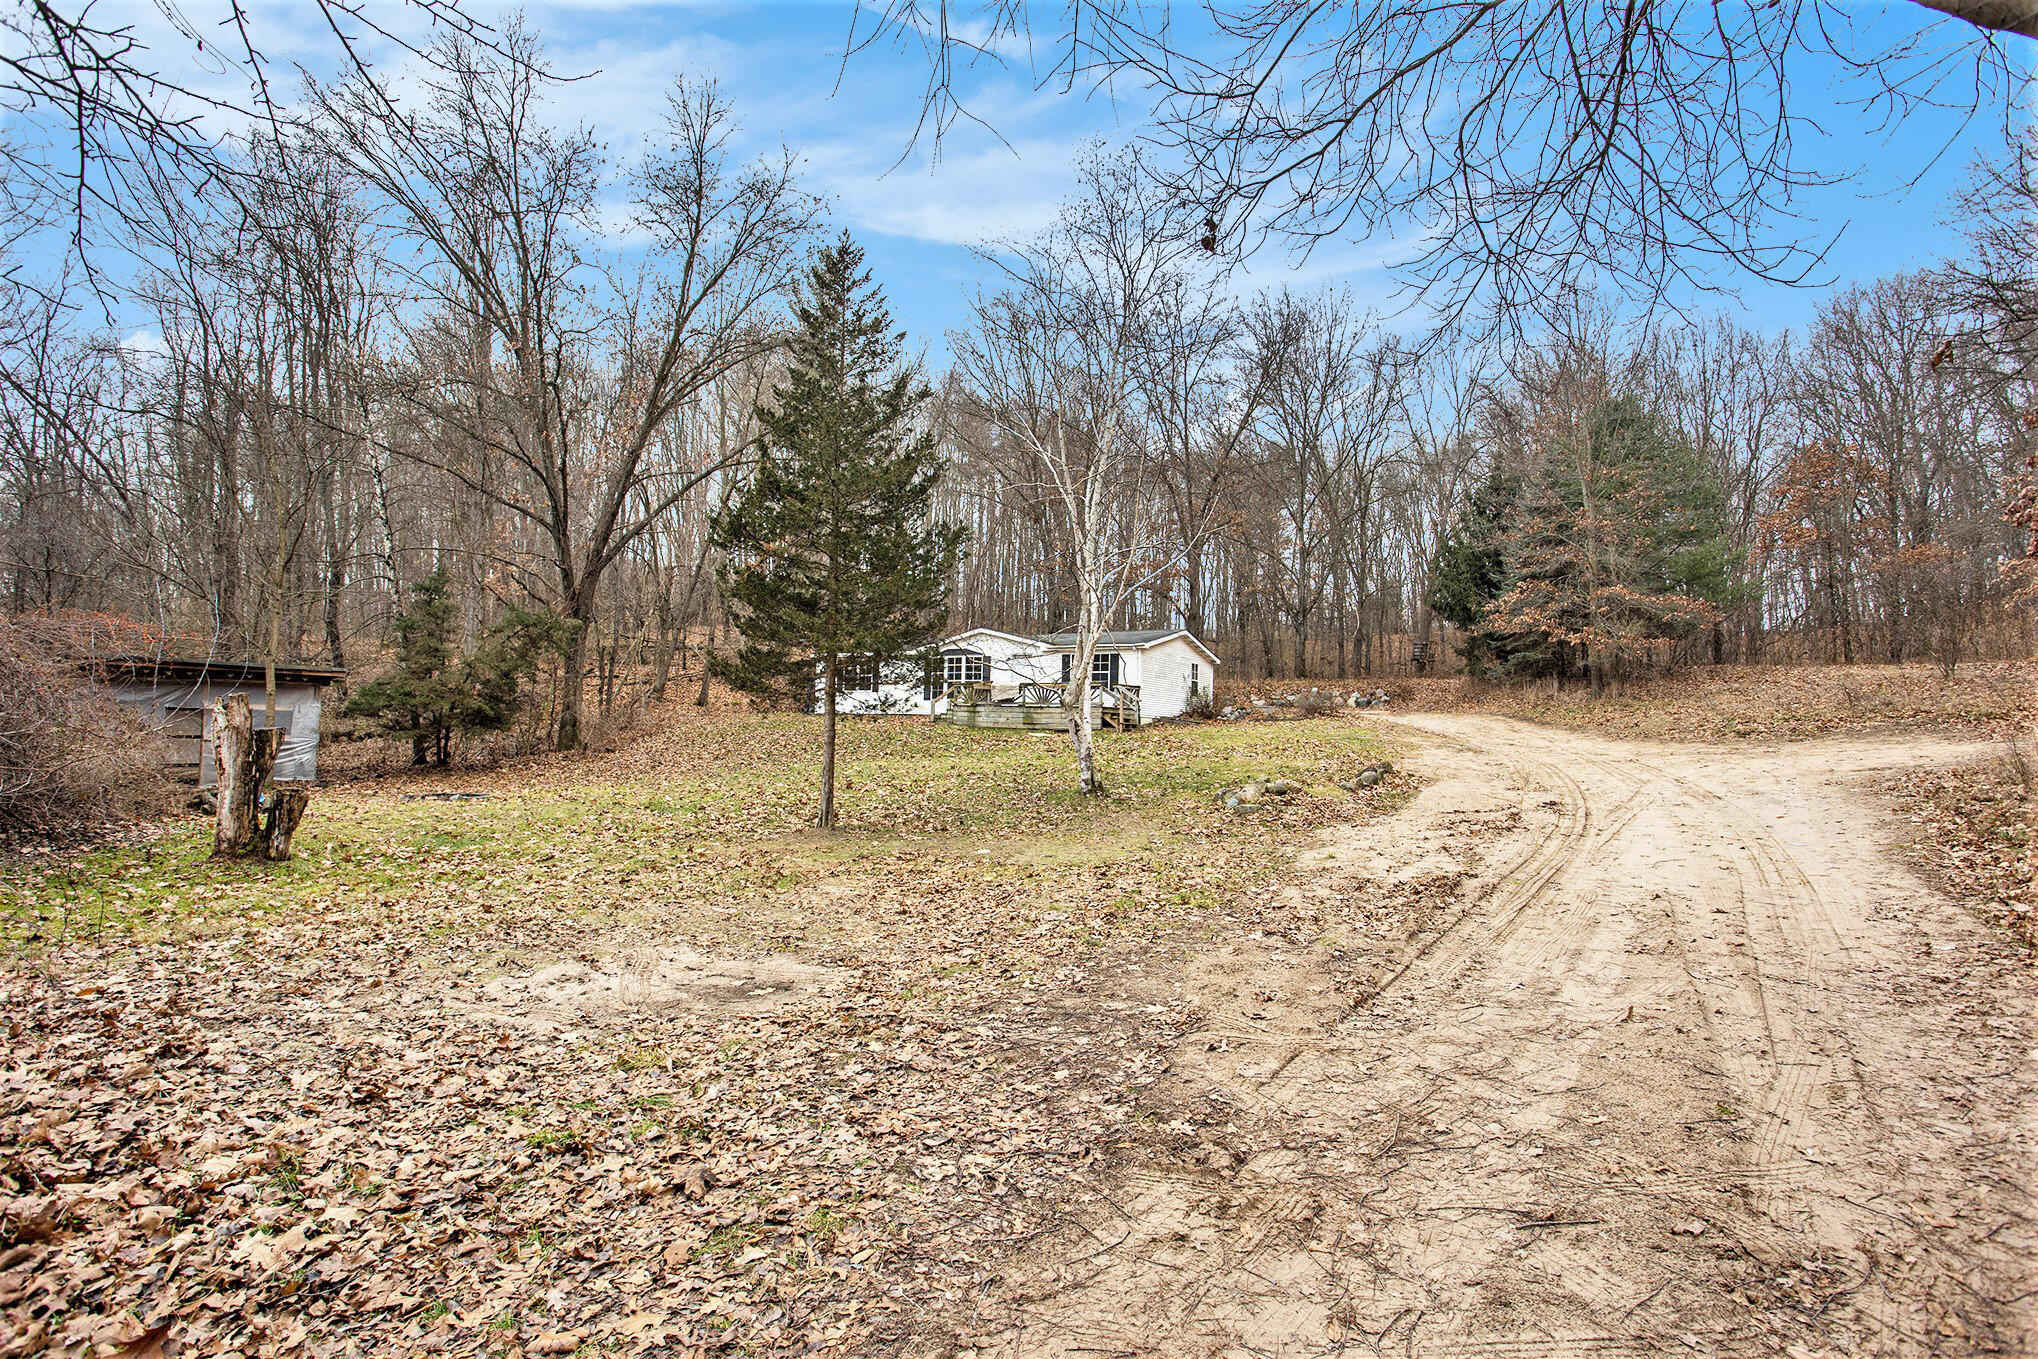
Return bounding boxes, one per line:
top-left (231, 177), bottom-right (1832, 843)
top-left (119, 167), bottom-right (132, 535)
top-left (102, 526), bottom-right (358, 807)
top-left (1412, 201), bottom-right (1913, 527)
top-left (94, 660), bottom-right (341, 784)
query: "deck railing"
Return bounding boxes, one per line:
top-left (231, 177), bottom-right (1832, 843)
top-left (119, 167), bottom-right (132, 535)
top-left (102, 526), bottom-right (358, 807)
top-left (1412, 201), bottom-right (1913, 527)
top-left (939, 681), bottom-right (1142, 729)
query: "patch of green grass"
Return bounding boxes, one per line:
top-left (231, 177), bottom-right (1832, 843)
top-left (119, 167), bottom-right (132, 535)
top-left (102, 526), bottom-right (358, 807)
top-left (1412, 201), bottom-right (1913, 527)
top-left (690, 1222), bottom-right (770, 1264)
top-left (524, 1127), bottom-right (584, 1152)
top-left (803, 1204), bottom-right (850, 1243)
top-left (266, 1149), bottom-right (305, 1200)
top-left (4, 713), bottom-right (1400, 959)
top-left (613, 1047), bottom-right (669, 1072)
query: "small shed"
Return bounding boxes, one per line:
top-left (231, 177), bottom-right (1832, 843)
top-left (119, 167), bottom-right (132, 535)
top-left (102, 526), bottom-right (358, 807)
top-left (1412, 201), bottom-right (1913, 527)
top-left (90, 657), bottom-right (345, 785)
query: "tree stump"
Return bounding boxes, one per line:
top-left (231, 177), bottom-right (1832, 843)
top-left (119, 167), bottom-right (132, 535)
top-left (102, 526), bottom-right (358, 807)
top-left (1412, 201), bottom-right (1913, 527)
top-left (262, 786), bottom-right (311, 861)
top-left (212, 695), bottom-right (304, 860)
top-left (213, 694), bottom-right (260, 859)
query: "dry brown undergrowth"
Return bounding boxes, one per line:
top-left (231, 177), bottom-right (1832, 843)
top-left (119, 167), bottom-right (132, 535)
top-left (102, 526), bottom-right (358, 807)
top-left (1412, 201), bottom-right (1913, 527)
top-left (1887, 743), bottom-right (2037, 954)
top-left (0, 707), bottom-right (1407, 1359)
top-left (1370, 660), bottom-right (2034, 743)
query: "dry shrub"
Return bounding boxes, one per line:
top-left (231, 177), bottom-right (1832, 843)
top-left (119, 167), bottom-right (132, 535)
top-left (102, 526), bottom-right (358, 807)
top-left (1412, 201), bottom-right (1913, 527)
top-left (1294, 690), bottom-right (1341, 717)
top-left (0, 617), bottom-right (172, 838)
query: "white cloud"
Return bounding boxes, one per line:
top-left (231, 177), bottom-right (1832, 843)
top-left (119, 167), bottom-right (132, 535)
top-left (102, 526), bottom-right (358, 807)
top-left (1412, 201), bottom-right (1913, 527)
top-left (814, 133), bottom-right (1086, 247)
top-left (118, 329), bottom-right (168, 358)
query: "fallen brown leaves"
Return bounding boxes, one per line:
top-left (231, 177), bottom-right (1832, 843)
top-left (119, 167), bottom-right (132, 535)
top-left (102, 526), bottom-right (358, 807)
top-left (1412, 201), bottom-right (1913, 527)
top-left (2, 708), bottom-right (1408, 1358)
top-left (1885, 746), bottom-right (2036, 954)
top-left (1376, 660), bottom-right (2034, 744)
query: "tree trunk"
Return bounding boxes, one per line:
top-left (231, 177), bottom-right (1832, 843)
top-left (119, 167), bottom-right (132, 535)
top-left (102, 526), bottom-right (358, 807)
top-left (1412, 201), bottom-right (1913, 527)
top-left (558, 616), bottom-right (588, 749)
top-left (1064, 638), bottom-right (1103, 796)
top-left (213, 695), bottom-right (260, 858)
top-left (650, 635), bottom-right (676, 699)
top-left (213, 694), bottom-right (287, 860)
top-left (1067, 701), bottom-right (1101, 796)
top-left (819, 654), bottom-right (838, 829)
top-left (262, 787), bottom-right (310, 861)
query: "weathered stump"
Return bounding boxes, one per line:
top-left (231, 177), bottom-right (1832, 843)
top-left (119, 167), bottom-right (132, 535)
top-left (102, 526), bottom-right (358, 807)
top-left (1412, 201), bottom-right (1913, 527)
top-left (212, 695), bottom-right (301, 860)
top-left (262, 785), bottom-right (310, 861)
top-left (213, 695), bottom-right (259, 859)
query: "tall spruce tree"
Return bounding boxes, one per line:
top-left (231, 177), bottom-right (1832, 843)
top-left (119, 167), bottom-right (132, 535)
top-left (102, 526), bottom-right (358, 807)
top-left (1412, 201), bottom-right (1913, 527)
top-left (712, 233), bottom-right (964, 828)
top-left (1431, 399), bottom-right (1745, 686)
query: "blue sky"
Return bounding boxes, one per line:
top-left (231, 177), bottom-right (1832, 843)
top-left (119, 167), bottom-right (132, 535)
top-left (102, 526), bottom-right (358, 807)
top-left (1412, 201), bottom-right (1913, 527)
top-left (63, 2), bottom-right (2033, 359)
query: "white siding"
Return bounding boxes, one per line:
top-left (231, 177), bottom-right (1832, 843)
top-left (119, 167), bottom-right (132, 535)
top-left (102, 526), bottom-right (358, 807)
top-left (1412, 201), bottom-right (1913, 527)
top-left (1134, 638), bottom-right (1207, 719)
top-left (828, 659), bottom-right (930, 715)
top-left (828, 630), bottom-right (1065, 716)
top-left (826, 627), bottom-right (1217, 720)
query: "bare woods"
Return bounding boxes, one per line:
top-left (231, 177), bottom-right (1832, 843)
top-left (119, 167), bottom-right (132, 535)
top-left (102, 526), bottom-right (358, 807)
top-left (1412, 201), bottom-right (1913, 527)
top-left (0, 29), bottom-right (2031, 782)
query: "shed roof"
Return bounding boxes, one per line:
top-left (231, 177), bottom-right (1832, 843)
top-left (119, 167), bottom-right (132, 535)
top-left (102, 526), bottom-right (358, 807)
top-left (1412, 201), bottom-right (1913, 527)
top-left (87, 656), bottom-right (347, 687)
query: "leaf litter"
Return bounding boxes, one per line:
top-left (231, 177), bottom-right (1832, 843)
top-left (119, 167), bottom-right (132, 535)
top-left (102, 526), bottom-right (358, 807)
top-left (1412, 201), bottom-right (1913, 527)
top-left (1, 705), bottom-right (1409, 1358)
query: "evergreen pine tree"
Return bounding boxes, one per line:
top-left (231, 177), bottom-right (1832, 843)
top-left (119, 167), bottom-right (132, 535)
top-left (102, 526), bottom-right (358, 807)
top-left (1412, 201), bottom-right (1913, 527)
top-left (1430, 399), bottom-right (1747, 686)
top-left (1483, 397), bottom-right (1745, 687)
top-left (1428, 471), bottom-right (1522, 677)
top-left (346, 568), bottom-right (576, 766)
top-left (345, 568), bottom-right (462, 765)
top-left (711, 233), bottom-right (965, 828)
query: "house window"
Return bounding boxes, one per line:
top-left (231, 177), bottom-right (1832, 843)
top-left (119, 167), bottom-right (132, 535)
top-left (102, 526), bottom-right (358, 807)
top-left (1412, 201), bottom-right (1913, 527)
top-left (840, 657), bottom-right (880, 691)
top-left (1057, 652), bottom-right (1120, 687)
top-left (1189, 662), bottom-right (1200, 698)
top-left (927, 650), bottom-right (986, 700)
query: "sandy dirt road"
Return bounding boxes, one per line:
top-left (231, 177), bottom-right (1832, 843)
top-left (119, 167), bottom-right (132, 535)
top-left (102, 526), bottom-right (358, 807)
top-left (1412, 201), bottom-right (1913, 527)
top-left (933, 715), bottom-right (2037, 1358)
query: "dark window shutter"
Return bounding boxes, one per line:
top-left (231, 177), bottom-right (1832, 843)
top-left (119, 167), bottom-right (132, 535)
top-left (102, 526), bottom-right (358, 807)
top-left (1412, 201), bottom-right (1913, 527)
top-left (1106, 654), bottom-right (1121, 687)
top-left (1060, 653), bottom-right (1071, 683)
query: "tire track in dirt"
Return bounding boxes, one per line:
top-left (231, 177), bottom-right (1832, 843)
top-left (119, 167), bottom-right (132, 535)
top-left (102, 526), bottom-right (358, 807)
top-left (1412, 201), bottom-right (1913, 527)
top-left (917, 717), bottom-right (2036, 1359)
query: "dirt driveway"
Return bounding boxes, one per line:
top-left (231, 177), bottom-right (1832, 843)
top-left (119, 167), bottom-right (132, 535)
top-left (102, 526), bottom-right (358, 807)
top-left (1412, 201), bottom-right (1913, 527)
top-left (934, 715), bottom-right (2036, 1358)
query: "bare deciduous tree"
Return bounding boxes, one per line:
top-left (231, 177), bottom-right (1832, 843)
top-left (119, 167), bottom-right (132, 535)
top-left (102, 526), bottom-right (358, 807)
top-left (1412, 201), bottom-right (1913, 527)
top-left (952, 152), bottom-right (1210, 793)
top-left (861, 1), bottom-right (2030, 331)
top-left (312, 29), bottom-right (818, 747)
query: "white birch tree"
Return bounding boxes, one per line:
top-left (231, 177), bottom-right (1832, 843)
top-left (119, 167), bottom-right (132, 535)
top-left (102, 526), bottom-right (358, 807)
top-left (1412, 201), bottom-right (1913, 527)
top-left (951, 153), bottom-right (1210, 794)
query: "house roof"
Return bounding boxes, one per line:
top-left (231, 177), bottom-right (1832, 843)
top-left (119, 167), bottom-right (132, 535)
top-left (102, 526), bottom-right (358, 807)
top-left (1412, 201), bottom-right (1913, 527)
top-left (941, 627), bottom-right (1040, 651)
top-left (1043, 629), bottom-right (1222, 665)
top-left (957, 627), bottom-right (1218, 665)
top-left (86, 655), bottom-right (347, 687)
top-left (1037, 628), bottom-right (1178, 649)
top-left (940, 625), bottom-right (1221, 666)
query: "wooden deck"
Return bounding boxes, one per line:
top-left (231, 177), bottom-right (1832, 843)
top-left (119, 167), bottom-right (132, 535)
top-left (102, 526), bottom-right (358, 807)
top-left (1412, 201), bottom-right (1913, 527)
top-left (939, 682), bottom-right (1142, 731)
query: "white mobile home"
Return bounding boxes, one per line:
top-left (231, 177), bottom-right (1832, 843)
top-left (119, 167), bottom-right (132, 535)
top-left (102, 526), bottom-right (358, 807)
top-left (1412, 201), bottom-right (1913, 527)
top-left (829, 627), bottom-right (1219, 725)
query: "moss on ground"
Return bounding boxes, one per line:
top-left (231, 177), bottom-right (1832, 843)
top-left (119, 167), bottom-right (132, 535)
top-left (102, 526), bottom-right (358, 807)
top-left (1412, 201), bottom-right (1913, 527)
top-left (1, 713), bottom-right (1396, 953)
